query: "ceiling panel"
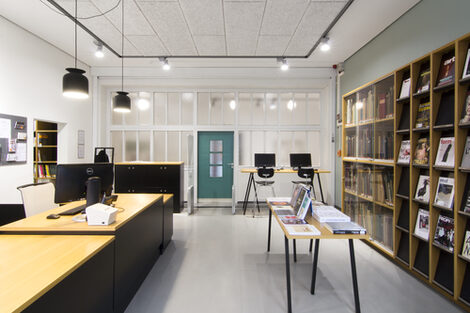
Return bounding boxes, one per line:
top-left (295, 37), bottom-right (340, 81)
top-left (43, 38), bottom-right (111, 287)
top-left (259, 0), bottom-right (309, 36)
top-left (224, 1), bottom-right (265, 55)
top-left (127, 35), bottom-right (169, 55)
top-left (137, 1), bottom-right (197, 55)
top-left (193, 35), bottom-right (226, 55)
top-left (256, 35), bottom-right (291, 56)
top-left (179, 0), bottom-right (224, 36)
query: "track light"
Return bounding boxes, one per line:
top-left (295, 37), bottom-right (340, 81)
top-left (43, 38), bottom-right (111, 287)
top-left (160, 57), bottom-right (170, 71)
top-left (278, 57), bottom-right (289, 71)
top-left (320, 37), bottom-right (330, 52)
top-left (94, 41), bottom-right (104, 58)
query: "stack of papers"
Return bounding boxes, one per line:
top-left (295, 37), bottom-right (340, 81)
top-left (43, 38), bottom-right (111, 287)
top-left (285, 224), bottom-right (320, 236)
top-left (312, 206), bottom-right (350, 223)
top-left (325, 222), bottom-right (366, 234)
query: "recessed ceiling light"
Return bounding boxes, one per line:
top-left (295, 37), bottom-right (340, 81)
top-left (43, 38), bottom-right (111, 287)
top-left (160, 57), bottom-right (170, 71)
top-left (94, 41), bottom-right (104, 58)
top-left (320, 37), bottom-right (330, 52)
top-left (279, 57), bottom-right (289, 71)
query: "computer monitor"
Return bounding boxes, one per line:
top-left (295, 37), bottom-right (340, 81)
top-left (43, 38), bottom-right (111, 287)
top-left (54, 163), bottom-right (114, 204)
top-left (290, 153), bottom-right (312, 168)
top-left (254, 153), bottom-right (275, 168)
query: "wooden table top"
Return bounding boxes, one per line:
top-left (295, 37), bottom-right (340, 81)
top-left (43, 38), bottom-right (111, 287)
top-left (163, 194), bottom-right (173, 204)
top-left (0, 235), bottom-right (114, 313)
top-left (241, 168), bottom-right (331, 174)
top-left (0, 194), bottom-right (162, 233)
top-left (268, 199), bottom-right (369, 240)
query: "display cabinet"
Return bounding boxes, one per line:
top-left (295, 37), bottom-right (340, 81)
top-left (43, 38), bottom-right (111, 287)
top-left (33, 120), bottom-right (57, 183)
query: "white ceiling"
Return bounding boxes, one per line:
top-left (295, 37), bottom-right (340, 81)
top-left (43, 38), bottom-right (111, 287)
top-left (0, 0), bottom-right (420, 68)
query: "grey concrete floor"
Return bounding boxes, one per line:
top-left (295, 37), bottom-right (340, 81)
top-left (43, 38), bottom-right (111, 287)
top-left (125, 208), bottom-right (465, 313)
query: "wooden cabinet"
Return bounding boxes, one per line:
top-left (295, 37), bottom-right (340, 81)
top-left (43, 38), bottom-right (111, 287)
top-left (33, 120), bottom-right (57, 183)
top-left (115, 162), bottom-right (184, 213)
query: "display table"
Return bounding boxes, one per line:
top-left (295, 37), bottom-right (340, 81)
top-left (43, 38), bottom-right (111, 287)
top-left (267, 199), bottom-right (368, 313)
top-left (0, 235), bottom-right (114, 313)
top-left (0, 194), bottom-right (164, 313)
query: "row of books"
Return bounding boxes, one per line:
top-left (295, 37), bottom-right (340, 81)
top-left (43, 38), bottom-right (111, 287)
top-left (376, 132), bottom-right (394, 160)
top-left (345, 91), bottom-right (374, 125)
top-left (344, 165), bottom-right (393, 204)
top-left (376, 169), bottom-right (393, 206)
top-left (345, 130), bottom-right (393, 160)
top-left (414, 210), bottom-right (456, 252)
top-left (35, 164), bottom-right (56, 178)
top-left (414, 175), bottom-right (454, 209)
top-left (376, 87), bottom-right (394, 120)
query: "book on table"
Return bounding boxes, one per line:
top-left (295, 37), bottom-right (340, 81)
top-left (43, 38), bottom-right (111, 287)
top-left (413, 137), bottom-right (430, 165)
top-left (434, 137), bottom-right (455, 167)
top-left (434, 177), bottom-right (454, 209)
top-left (414, 175), bottom-right (430, 203)
top-left (414, 208), bottom-right (430, 240)
top-left (461, 231), bottom-right (470, 260)
top-left (416, 65), bottom-right (430, 94)
top-left (415, 101), bottom-right (430, 128)
top-left (397, 140), bottom-right (411, 164)
top-left (277, 187), bottom-right (311, 225)
top-left (434, 214), bottom-right (454, 252)
top-left (274, 185), bottom-right (309, 216)
top-left (284, 224), bottom-right (320, 236)
top-left (399, 77), bottom-right (411, 99)
top-left (311, 205), bottom-right (351, 223)
top-left (436, 53), bottom-right (455, 87)
top-left (324, 221), bottom-right (366, 234)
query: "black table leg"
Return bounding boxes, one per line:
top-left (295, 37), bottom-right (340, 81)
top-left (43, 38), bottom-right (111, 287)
top-left (349, 239), bottom-right (361, 313)
top-left (309, 239), bottom-right (313, 253)
top-left (284, 236), bottom-right (292, 313)
top-left (316, 172), bottom-right (325, 204)
top-left (252, 177), bottom-right (260, 213)
top-left (310, 239), bottom-right (320, 294)
top-left (293, 239), bottom-right (297, 263)
top-left (243, 173), bottom-right (253, 215)
top-left (267, 208), bottom-right (272, 252)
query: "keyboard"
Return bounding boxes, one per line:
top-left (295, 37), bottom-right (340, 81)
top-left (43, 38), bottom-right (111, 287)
top-left (58, 204), bottom-right (87, 216)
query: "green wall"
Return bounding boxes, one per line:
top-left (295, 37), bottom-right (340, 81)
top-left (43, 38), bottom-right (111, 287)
top-left (335, 0), bottom-right (470, 207)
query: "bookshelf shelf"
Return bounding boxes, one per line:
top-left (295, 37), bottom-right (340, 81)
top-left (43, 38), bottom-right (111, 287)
top-left (459, 122), bottom-right (470, 129)
top-left (459, 211), bottom-right (470, 218)
top-left (375, 116), bottom-right (394, 123)
top-left (412, 90), bottom-right (430, 98)
top-left (413, 267), bottom-right (429, 279)
top-left (433, 280), bottom-right (454, 295)
top-left (396, 225), bottom-right (409, 233)
top-left (33, 120), bottom-right (58, 183)
top-left (396, 194), bottom-right (409, 200)
top-left (458, 254), bottom-right (470, 263)
top-left (412, 126), bottom-right (430, 133)
top-left (432, 242), bottom-right (454, 254)
top-left (460, 76), bottom-right (470, 85)
top-left (432, 203), bottom-right (454, 213)
top-left (412, 163), bottom-right (429, 169)
top-left (433, 165), bottom-right (455, 171)
top-left (396, 97), bottom-right (410, 104)
top-left (412, 233), bottom-right (429, 242)
top-left (459, 167), bottom-right (470, 173)
top-left (433, 82), bottom-right (455, 93)
top-left (396, 129), bottom-right (410, 134)
top-left (433, 124), bottom-right (454, 131)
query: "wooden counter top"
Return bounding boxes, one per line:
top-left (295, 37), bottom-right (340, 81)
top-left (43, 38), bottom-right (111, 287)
top-left (0, 235), bottom-right (114, 313)
top-left (0, 194), bottom-right (162, 233)
top-left (116, 162), bottom-right (184, 165)
top-left (163, 194), bottom-right (173, 204)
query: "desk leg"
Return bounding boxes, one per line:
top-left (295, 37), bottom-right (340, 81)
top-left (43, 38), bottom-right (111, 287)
top-left (293, 239), bottom-right (297, 263)
top-left (310, 239), bottom-right (320, 294)
top-left (316, 172), bottom-right (325, 204)
top-left (349, 239), bottom-right (361, 313)
top-left (284, 236), bottom-right (292, 313)
top-left (309, 239), bottom-right (313, 253)
top-left (267, 209), bottom-right (272, 252)
top-left (243, 173), bottom-right (253, 215)
top-left (252, 177), bottom-right (261, 213)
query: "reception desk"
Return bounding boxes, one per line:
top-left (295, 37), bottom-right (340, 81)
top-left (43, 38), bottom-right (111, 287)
top-left (0, 194), bottom-right (165, 313)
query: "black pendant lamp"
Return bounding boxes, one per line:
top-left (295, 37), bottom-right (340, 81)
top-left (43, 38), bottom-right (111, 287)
top-left (113, 0), bottom-right (131, 113)
top-left (63, 0), bottom-right (89, 99)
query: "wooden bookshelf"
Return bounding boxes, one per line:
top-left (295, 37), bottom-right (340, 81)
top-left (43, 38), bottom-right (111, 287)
top-left (342, 32), bottom-right (470, 311)
top-left (33, 120), bottom-right (57, 183)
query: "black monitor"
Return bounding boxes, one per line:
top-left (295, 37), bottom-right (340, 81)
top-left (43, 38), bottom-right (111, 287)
top-left (54, 163), bottom-right (114, 204)
top-left (254, 153), bottom-right (275, 168)
top-left (290, 153), bottom-right (312, 168)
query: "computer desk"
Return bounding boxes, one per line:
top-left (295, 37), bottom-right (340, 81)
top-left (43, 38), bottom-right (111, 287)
top-left (240, 168), bottom-right (331, 215)
top-left (267, 200), bottom-right (369, 313)
top-left (0, 234), bottom-right (114, 313)
top-left (0, 193), bottom-right (164, 313)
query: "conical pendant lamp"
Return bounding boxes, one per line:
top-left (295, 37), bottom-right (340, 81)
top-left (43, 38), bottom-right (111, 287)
top-left (63, 0), bottom-right (89, 99)
top-left (113, 0), bottom-right (131, 113)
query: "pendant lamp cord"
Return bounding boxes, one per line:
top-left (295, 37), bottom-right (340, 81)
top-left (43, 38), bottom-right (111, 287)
top-left (74, 0), bottom-right (77, 68)
top-left (121, 0), bottom-right (124, 91)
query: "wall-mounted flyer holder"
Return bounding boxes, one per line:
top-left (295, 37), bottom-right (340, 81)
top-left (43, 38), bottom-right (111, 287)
top-left (0, 113), bottom-right (27, 165)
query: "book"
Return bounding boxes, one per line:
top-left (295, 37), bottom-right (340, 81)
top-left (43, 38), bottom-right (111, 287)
top-left (413, 137), bottom-right (430, 165)
top-left (399, 77), bottom-right (411, 99)
top-left (461, 231), bottom-right (470, 259)
top-left (436, 53), bottom-right (455, 87)
top-left (285, 224), bottom-right (320, 236)
top-left (434, 177), bottom-right (454, 209)
top-left (415, 175), bottom-right (430, 203)
top-left (415, 101), bottom-right (430, 128)
top-left (324, 221), bottom-right (366, 234)
top-left (460, 91), bottom-right (470, 124)
top-left (434, 137), bottom-right (455, 167)
top-left (414, 208), bottom-right (429, 240)
top-left (280, 216), bottom-right (307, 225)
top-left (461, 137), bottom-right (470, 168)
top-left (463, 48), bottom-right (470, 80)
top-left (434, 214), bottom-right (454, 252)
top-left (311, 205), bottom-right (350, 223)
top-left (416, 66), bottom-right (430, 94)
top-left (397, 140), bottom-right (411, 164)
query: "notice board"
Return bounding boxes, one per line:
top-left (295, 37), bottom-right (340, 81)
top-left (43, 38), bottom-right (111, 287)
top-left (0, 113), bottom-right (27, 165)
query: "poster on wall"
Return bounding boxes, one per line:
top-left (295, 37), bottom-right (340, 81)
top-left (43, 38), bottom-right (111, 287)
top-left (0, 113), bottom-right (27, 165)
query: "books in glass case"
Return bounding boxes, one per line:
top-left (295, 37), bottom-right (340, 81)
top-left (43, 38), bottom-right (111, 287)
top-left (434, 177), bottom-right (454, 209)
top-left (415, 101), bottom-right (430, 128)
top-left (415, 175), bottom-right (430, 203)
top-left (461, 231), bottom-right (470, 260)
top-left (436, 53), bottom-right (455, 87)
top-left (413, 137), bottom-right (430, 165)
top-left (434, 137), bottom-right (455, 167)
top-left (397, 140), bottom-right (411, 164)
top-left (461, 137), bottom-right (470, 169)
top-left (463, 48), bottom-right (470, 80)
top-left (414, 208), bottom-right (430, 240)
top-left (399, 77), bottom-right (411, 99)
top-left (416, 65), bottom-right (430, 94)
top-left (434, 214), bottom-right (454, 252)
top-left (460, 90), bottom-right (470, 125)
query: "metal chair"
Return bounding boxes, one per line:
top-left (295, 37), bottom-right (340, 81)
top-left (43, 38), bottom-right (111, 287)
top-left (292, 167), bottom-right (315, 196)
top-left (252, 167), bottom-right (276, 216)
top-left (17, 182), bottom-right (58, 217)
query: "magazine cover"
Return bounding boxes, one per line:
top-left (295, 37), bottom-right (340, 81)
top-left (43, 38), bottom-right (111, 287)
top-left (434, 177), bottom-right (454, 209)
top-left (462, 231), bottom-right (470, 260)
top-left (436, 54), bottom-right (455, 87)
top-left (414, 208), bottom-right (430, 240)
top-left (413, 137), bottom-right (430, 165)
top-left (434, 137), bottom-right (455, 167)
top-left (461, 137), bottom-right (470, 169)
top-left (415, 175), bottom-right (430, 203)
top-left (399, 77), bottom-right (411, 99)
top-left (415, 101), bottom-right (430, 128)
top-left (416, 68), bottom-right (430, 93)
top-left (434, 215), bottom-right (455, 252)
top-left (460, 91), bottom-right (470, 124)
top-left (397, 140), bottom-right (411, 164)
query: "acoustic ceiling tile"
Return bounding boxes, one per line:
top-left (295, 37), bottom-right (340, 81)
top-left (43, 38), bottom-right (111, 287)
top-left (137, 2), bottom-right (197, 55)
top-left (179, 0), bottom-right (224, 36)
top-left (256, 35), bottom-right (291, 56)
top-left (193, 35), bottom-right (226, 55)
top-left (127, 35), bottom-right (169, 55)
top-left (259, 0), bottom-right (309, 36)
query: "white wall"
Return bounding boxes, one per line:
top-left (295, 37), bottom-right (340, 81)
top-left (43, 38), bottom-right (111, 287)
top-left (0, 16), bottom-right (93, 204)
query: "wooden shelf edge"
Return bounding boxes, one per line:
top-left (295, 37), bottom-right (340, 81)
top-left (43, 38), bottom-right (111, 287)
top-left (412, 163), bottom-right (429, 169)
top-left (459, 76), bottom-right (470, 85)
top-left (432, 203), bottom-right (454, 213)
top-left (432, 124), bottom-right (454, 131)
top-left (396, 129), bottom-right (410, 134)
top-left (458, 210), bottom-right (470, 218)
top-left (432, 242), bottom-right (454, 254)
top-left (413, 198), bottom-right (429, 206)
top-left (396, 97), bottom-right (410, 103)
top-left (412, 90), bottom-right (430, 98)
top-left (412, 127), bottom-right (430, 133)
top-left (396, 225), bottom-right (409, 233)
top-left (412, 233), bottom-right (429, 242)
top-left (396, 193), bottom-right (409, 200)
top-left (396, 256), bottom-right (410, 266)
top-left (458, 254), bottom-right (470, 263)
top-left (432, 280), bottom-right (454, 296)
top-left (433, 82), bottom-right (455, 93)
top-left (433, 165), bottom-right (455, 171)
top-left (412, 267), bottom-right (429, 279)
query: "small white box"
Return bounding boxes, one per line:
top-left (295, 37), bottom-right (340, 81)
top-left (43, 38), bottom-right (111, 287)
top-left (86, 203), bottom-right (118, 226)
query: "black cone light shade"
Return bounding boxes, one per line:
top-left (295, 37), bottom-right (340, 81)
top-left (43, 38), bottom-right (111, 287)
top-left (113, 91), bottom-right (131, 113)
top-left (63, 68), bottom-right (89, 99)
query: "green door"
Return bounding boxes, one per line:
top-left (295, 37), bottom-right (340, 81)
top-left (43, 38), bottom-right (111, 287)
top-left (198, 131), bottom-right (234, 198)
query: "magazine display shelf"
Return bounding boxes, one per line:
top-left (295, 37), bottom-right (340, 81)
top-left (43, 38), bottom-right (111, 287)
top-left (342, 32), bottom-right (470, 311)
top-left (33, 120), bottom-right (58, 183)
